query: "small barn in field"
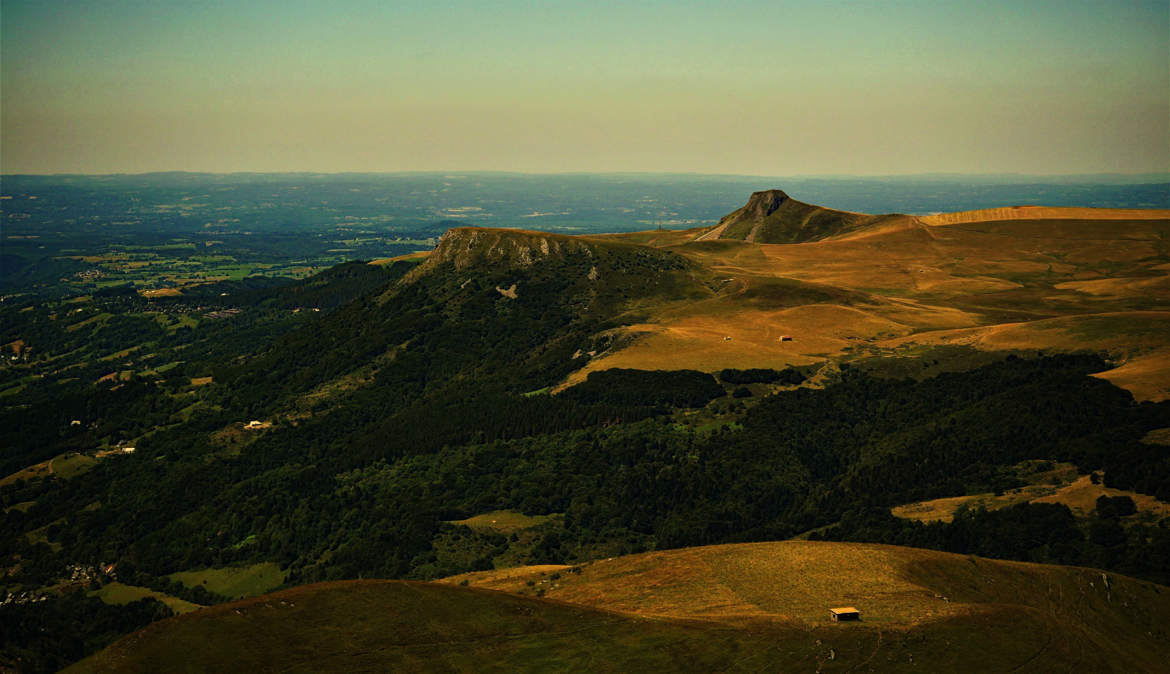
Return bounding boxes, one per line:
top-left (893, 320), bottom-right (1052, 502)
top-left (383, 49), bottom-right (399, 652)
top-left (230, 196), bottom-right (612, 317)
top-left (829, 606), bottom-right (860, 622)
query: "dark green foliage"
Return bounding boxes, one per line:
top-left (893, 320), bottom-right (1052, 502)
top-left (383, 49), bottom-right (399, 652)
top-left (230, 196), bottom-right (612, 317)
top-left (564, 369), bottom-right (726, 408)
top-left (1089, 519), bottom-right (1128, 548)
top-left (719, 367), bottom-right (806, 385)
top-left (1097, 495), bottom-right (1138, 519)
top-left (0, 590), bottom-right (172, 674)
top-left (228, 260), bottom-right (417, 311)
top-left (0, 379), bottom-right (177, 477)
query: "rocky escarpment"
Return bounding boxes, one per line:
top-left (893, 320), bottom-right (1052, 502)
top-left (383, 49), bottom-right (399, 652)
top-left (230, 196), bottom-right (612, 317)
top-left (404, 227), bottom-right (701, 285)
top-left (393, 226), bottom-right (710, 320)
top-left (418, 227), bottom-right (595, 272)
top-left (696, 189), bottom-right (876, 244)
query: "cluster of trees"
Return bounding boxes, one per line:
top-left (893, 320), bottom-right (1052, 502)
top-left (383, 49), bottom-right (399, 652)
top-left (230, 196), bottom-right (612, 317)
top-left (4, 245), bottom-right (1170, 669)
top-left (718, 367), bottom-right (806, 386)
top-left (17, 352), bottom-right (1164, 592)
top-left (0, 590), bottom-right (171, 674)
top-left (815, 500), bottom-right (1170, 585)
top-left (564, 369), bottom-right (726, 408)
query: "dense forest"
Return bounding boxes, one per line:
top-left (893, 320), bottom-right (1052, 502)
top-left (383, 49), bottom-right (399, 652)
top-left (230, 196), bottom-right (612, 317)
top-left (3, 237), bottom-right (1169, 671)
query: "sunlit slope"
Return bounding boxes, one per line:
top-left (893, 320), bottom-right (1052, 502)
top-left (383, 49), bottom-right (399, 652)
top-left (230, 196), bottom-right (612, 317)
top-left (920, 205), bottom-right (1170, 225)
top-left (587, 197), bottom-right (1170, 399)
top-left (443, 541), bottom-right (1170, 671)
top-left (70, 543), bottom-right (1170, 673)
top-left (68, 581), bottom-right (800, 673)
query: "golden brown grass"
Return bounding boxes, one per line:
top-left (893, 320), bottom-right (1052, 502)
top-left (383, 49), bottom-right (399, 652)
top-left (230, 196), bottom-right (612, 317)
top-left (919, 206), bottom-right (1170, 225)
top-left (582, 208), bottom-right (1169, 401)
top-left (370, 251), bottom-right (430, 265)
top-left (0, 457), bottom-right (54, 486)
top-left (442, 541), bottom-right (975, 627)
top-left (1092, 350), bottom-right (1170, 402)
top-left (440, 539), bottom-right (1170, 640)
top-left (893, 470), bottom-right (1170, 524)
top-left (1032, 475), bottom-right (1170, 518)
top-left (138, 287), bottom-right (183, 298)
top-left (72, 542), bottom-right (1170, 673)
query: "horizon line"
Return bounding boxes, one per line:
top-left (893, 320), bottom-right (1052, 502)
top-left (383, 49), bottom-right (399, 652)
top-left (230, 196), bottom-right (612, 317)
top-left (4, 170), bottom-right (1169, 182)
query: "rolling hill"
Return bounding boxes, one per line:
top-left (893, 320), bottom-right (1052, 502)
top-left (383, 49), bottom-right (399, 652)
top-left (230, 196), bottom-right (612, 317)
top-left (6, 189), bottom-right (1170, 672)
top-left (570, 191), bottom-right (1170, 400)
top-left (71, 542), bottom-right (1170, 672)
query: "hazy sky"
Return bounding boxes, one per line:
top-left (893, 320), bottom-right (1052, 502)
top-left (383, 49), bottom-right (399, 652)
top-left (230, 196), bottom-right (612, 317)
top-left (2, 0), bottom-right (1167, 175)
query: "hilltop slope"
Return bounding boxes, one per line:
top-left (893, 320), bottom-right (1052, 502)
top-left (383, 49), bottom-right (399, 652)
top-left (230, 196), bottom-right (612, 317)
top-left (695, 189), bottom-right (881, 244)
top-left (591, 195), bottom-right (1170, 399)
top-left (72, 542), bottom-right (1170, 673)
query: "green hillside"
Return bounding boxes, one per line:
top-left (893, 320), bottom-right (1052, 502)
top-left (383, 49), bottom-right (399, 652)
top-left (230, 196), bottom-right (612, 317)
top-left (70, 542), bottom-right (1170, 673)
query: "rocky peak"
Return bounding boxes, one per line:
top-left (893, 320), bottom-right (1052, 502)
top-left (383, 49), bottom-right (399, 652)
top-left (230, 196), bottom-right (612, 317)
top-left (697, 189), bottom-right (873, 244)
top-left (744, 189), bottom-right (789, 218)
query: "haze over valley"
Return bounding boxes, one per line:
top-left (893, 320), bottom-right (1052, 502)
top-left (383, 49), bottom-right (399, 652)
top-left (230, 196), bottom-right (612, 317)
top-left (3, 1), bottom-right (1169, 671)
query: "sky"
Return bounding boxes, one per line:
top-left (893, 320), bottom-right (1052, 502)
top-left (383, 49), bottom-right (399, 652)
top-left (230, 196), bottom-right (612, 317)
top-left (2, 0), bottom-right (1167, 175)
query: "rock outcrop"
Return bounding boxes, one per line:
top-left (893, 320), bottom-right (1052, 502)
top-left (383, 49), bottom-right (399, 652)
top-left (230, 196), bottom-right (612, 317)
top-left (696, 189), bottom-right (876, 244)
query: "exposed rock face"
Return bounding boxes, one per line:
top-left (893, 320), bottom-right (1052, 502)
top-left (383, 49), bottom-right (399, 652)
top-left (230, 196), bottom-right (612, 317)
top-left (400, 227), bottom-right (695, 294)
top-left (411, 227), bottom-right (591, 276)
top-left (744, 189), bottom-right (789, 218)
top-left (697, 189), bottom-right (876, 244)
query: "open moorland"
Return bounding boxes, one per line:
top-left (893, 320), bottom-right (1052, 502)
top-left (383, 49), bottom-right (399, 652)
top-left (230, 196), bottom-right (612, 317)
top-left (569, 192), bottom-right (1170, 401)
top-left (72, 541), bottom-right (1170, 672)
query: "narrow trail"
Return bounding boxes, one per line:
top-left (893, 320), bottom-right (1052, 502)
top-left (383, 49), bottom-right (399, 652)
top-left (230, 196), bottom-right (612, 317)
top-left (845, 629), bottom-right (884, 673)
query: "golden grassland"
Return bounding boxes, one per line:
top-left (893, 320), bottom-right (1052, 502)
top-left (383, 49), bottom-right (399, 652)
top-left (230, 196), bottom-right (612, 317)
top-left (370, 250), bottom-right (431, 265)
top-left (138, 287), bottom-right (183, 298)
top-left (441, 541), bottom-right (979, 627)
top-left (578, 208), bottom-right (1170, 400)
top-left (919, 206), bottom-right (1170, 225)
top-left (1031, 475), bottom-right (1170, 519)
top-left (69, 542), bottom-right (1170, 673)
top-left (0, 458), bottom-right (54, 487)
top-left (892, 476), bottom-right (1170, 524)
top-left (363, 207), bottom-right (1170, 401)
